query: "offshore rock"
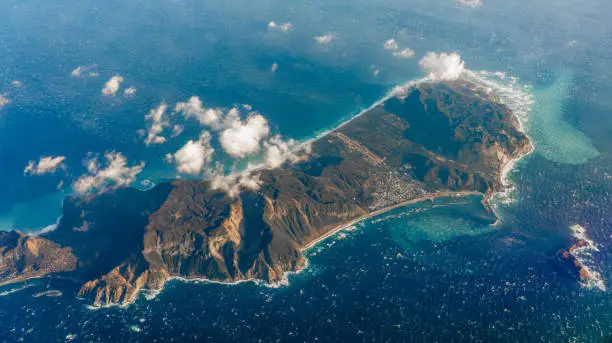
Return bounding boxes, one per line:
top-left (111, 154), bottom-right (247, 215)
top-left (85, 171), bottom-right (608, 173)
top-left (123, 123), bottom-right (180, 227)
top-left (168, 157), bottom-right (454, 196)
top-left (557, 239), bottom-right (594, 282)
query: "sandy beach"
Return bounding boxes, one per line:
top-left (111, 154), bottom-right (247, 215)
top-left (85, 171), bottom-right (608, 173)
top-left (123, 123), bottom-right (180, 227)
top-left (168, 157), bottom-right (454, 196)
top-left (302, 191), bottom-right (483, 251)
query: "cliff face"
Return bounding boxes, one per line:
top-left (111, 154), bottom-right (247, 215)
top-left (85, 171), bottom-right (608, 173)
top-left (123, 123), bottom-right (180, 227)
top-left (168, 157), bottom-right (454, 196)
top-left (557, 239), bottom-right (594, 282)
top-left (0, 81), bottom-right (530, 306)
top-left (0, 230), bottom-right (77, 285)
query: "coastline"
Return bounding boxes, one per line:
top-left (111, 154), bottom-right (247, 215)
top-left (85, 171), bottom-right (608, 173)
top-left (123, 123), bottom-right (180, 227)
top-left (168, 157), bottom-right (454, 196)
top-left (5, 73), bottom-right (534, 309)
top-left (460, 69), bottom-right (535, 223)
top-left (84, 191), bottom-right (483, 310)
top-left (235, 77), bottom-right (431, 179)
top-left (301, 191), bottom-right (483, 251)
top-left (303, 77), bottom-right (431, 146)
top-left (298, 68), bottom-right (537, 247)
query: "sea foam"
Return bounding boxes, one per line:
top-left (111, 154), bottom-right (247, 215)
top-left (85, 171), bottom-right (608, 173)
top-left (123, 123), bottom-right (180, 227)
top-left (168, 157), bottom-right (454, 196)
top-left (569, 224), bottom-right (606, 292)
top-left (86, 70), bottom-right (536, 309)
top-left (463, 70), bottom-right (536, 211)
top-left (0, 283), bottom-right (34, 297)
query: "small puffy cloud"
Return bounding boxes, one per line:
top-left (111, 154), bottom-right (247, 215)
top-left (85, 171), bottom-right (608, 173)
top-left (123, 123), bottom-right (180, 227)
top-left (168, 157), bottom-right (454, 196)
top-left (73, 152), bottom-right (144, 195)
top-left (384, 39), bottom-right (398, 51)
top-left (392, 85), bottom-right (411, 100)
top-left (393, 48), bottom-right (415, 59)
top-left (210, 165), bottom-right (262, 198)
top-left (237, 173), bottom-right (262, 191)
top-left (24, 156), bottom-right (66, 176)
top-left (175, 96), bottom-right (223, 129)
top-left (263, 135), bottom-right (310, 169)
top-left (385, 40), bottom-right (415, 59)
top-left (271, 62), bottom-right (279, 72)
top-left (123, 87), bottom-right (137, 98)
top-left (0, 96), bottom-right (8, 109)
top-left (280, 23), bottom-right (293, 32)
top-left (102, 75), bottom-right (124, 96)
top-left (268, 21), bottom-right (292, 31)
top-left (419, 52), bottom-right (465, 81)
top-left (171, 124), bottom-right (184, 138)
top-left (314, 33), bottom-right (334, 44)
top-left (144, 103), bottom-right (170, 145)
top-left (166, 131), bottom-right (215, 175)
top-left (219, 111), bottom-right (270, 158)
top-left (457, 0), bottom-right (482, 7)
top-left (71, 65), bottom-right (99, 78)
top-left (70, 66), bottom-right (83, 77)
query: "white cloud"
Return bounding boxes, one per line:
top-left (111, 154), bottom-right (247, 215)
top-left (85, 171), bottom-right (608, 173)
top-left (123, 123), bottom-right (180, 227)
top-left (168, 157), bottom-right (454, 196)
top-left (73, 152), bottom-right (144, 195)
top-left (175, 96), bottom-right (223, 129)
top-left (210, 164), bottom-right (262, 198)
top-left (0, 96), bottom-right (8, 109)
top-left (237, 173), bottom-right (262, 191)
top-left (102, 75), bottom-right (124, 96)
top-left (167, 131), bottom-right (215, 175)
top-left (419, 52), bottom-right (465, 81)
top-left (263, 135), bottom-right (310, 169)
top-left (24, 156), bottom-right (66, 176)
top-left (271, 62), bottom-right (279, 72)
top-left (457, 0), bottom-right (482, 7)
top-left (71, 65), bottom-right (99, 78)
top-left (123, 87), bottom-right (137, 98)
top-left (392, 85), bottom-right (412, 100)
top-left (219, 112), bottom-right (270, 158)
top-left (171, 124), bottom-right (184, 138)
top-left (393, 48), bottom-right (416, 59)
top-left (315, 33), bottom-right (334, 44)
top-left (384, 39), bottom-right (398, 51)
top-left (268, 21), bottom-right (292, 31)
top-left (70, 66), bottom-right (83, 77)
top-left (144, 103), bottom-right (170, 145)
top-left (384, 39), bottom-right (415, 59)
top-left (280, 23), bottom-right (293, 32)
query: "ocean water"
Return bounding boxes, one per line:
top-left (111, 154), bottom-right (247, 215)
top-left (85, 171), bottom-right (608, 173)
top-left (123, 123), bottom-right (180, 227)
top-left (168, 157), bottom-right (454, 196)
top-left (2, 0), bottom-right (612, 342)
top-left (528, 69), bottom-right (600, 164)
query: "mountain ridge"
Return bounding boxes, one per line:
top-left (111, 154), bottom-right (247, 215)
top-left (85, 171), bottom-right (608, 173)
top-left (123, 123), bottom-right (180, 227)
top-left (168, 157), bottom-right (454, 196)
top-left (0, 80), bottom-right (532, 307)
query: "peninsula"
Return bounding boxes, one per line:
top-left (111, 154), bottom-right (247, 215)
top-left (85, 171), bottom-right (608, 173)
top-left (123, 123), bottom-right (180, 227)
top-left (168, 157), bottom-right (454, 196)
top-left (0, 80), bottom-right (531, 307)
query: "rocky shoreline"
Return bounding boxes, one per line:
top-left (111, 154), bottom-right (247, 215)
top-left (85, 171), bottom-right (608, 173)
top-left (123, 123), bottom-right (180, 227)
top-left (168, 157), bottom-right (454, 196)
top-left (0, 80), bottom-right (531, 307)
top-left (556, 224), bottom-right (606, 291)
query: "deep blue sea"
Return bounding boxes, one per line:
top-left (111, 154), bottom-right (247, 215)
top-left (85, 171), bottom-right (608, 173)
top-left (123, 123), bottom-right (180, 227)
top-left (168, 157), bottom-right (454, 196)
top-left (1, 0), bottom-right (612, 342)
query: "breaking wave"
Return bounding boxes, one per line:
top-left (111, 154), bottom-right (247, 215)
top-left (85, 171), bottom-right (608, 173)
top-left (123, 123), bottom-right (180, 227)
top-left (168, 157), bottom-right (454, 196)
top-left (465, 70), bottom-right (535, 203)
top-left (0, 283), bottom-right (34, 297)
top-left (467, 69), bottom-right (599, 166)
top-left (569, 224), bottom-right (606, 292)
top-left (87, 70), bottom-right (538, 309)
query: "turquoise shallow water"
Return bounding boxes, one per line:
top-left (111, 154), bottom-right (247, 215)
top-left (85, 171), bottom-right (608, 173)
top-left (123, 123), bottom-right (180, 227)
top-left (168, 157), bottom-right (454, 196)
top-left (2, 0), bottom-right (612, 341)
top-left (528, 70), bottom-right (600, 164)
top-left (0, 190), bottom-right (65, 232)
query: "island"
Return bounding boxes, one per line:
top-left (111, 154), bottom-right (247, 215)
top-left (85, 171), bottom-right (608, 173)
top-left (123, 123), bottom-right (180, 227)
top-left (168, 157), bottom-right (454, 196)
top-left (0, 81), bottom-right (531, 307)
top-left (558, 239), bottom-right (594, 282)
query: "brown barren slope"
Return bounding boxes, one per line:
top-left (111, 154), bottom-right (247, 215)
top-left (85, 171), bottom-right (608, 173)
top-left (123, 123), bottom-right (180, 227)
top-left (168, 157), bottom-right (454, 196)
top-left (0, 81), bottom-right (531, 306)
